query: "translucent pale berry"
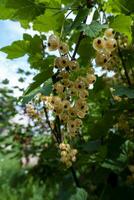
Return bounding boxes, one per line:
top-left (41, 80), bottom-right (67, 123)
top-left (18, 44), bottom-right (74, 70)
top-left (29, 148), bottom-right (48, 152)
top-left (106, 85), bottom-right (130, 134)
top-left (79, 89), bottom-right (89, 99)
top-left (93, 37), bottom-right (105, 51)
top-left (48, 34), bottom-right (59, 51)
top-left (53, 82), bottom-right (64, 94)
top-left (58, 42), bottom-right (69, 54)
top-left (63, 100), bottom-right (70, 110)
top-left (59, 56), bottom-right (69, 69)
top-left (104, 38), bottom-right (117, 52)
top-left (69, 60), bottom-right (79, 71)
top-left (95, 52), bottom-right (109, 66)
top-left (86, 74), bottom-right (96, 84)
top-left (104, 28), bottom-right (115, 38)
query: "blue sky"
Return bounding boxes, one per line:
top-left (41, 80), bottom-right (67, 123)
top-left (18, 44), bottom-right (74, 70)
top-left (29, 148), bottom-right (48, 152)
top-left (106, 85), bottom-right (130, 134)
top-left (0, 20), bottom-right (39, 96)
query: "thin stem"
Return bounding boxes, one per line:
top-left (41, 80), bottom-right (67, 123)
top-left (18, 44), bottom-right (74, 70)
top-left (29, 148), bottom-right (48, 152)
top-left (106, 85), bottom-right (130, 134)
top-left (71, 32), bottom-right (84, 60)
top-left (43, 105), bottom-right (60, 143)
top-left (71, 16), bottom-right (88, 60)
top-left (70, 166), bottom-right (80, 187)
top-left (118, 46), bottom-right (131, 86)
top-left (60, 10), bottom-right (73, 39)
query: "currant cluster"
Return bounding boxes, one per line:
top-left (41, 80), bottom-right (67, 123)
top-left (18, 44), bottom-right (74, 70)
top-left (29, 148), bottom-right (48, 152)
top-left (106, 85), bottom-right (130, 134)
top-left (59, 143), bottom-right (77, 168)
top-left (40, 34), bottom-right (96, 167)
top-left (93, 28), bottom-right (119, 71)
top-left (26, 103), bottom-right (39, 119)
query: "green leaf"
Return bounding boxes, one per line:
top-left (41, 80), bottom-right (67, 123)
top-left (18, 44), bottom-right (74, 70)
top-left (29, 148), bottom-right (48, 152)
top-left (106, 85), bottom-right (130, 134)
top-left (61, 0), bottom-right (73, 4)
top-left (33, 9), bottom-right (64, 32)
top-left (77, 38), bottom-right (94, 66)
top-left (0, 6), bottom-right (14, 19)
top-left (22, 83), bottom-right (52, 104)
top-left (82, 140), bottom-right (101, 153)
top-left (37, 0), bottom-right (61, 3)
top-left (110, 14), bottom-right (132, 42)
top-left (113, 85), bottom-right (134, 99)
top-left (69, 8), bottom-right (89, 31)
top-left (104, 0), bottom-right (134, 15)
top-left (25, 66), bottom-right (53, 95)
top-left (81, 21), bottom-right (108, 38)
top-left (70, 188), bottom-right (88, 200)
top-left (23, 34), bottom-right (43, 55)
top-left (101, 159), bottom-right (123, 172)
top-left (5, 0), bottom-right (45, 21)
top-left (0, 40), bottom-right (29, 59)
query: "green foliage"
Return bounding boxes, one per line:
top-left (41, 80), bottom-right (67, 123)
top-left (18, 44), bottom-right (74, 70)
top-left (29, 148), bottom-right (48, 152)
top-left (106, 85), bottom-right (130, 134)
top-left (33, 9), bottom-right (64, 32)
top-left (0, 0), bottom-right (134, 199)
top-left (0, 40), bottom-right (29, 59)
top-left (104, 0), bottom-right (134, 15)
top-left (25, 66), bottom-right (53, 95)
top-left (81, 21), bottom-right (108, 38)
top-left (113, 85), bottom-right (134, 99)
top-left (110, 14), bottom-right (132, 42)
top-left (69, 8), bottom-right (89, 31)
top-left (22, 83), bottom-right (52, 104)
top-left (70, 188), bottom-right (88, 200)
top-left (77, 37), bottom-right (94, 66)
top-left (0, 0), bottom-right (46, 27)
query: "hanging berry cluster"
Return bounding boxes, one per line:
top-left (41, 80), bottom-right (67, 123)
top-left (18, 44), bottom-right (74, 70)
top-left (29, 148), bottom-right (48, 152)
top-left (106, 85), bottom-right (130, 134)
top-left (40, 34), bottom-right (96, 167)
top-left (59, 143), bottom-right (78, 168)
top-left (26, 104), bottom-right (39, 119)
top-left (93, 28), bottom-right (120, 71)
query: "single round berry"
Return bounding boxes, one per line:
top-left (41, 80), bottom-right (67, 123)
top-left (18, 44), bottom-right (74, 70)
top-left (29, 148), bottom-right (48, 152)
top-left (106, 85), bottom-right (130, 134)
top-left (104, 38), bottom-right (117, 52)
top-left (48, 34), bottom-right (59, 51)
top-left (58, 42), bottom-right (69, 54)
top-left (93, 37), bottom-right (105, 51)
top-left (104, 28), bottom-right (115, 38)
top-left (95, 52), bottom-right (109, 66)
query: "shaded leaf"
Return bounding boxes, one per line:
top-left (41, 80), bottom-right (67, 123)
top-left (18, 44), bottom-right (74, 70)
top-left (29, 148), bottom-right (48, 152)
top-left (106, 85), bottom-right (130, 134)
top-left (6, 0), bottom-right (45, 21)
top-left (82, 140), bottom-right (101, 153)
top-left (113, 85), bottom-right (134, 99)
top-left (33, 9), bottom-right (64, 32)
top-left (25, 66), bottom-right (53, 95)
top-left (22, 83), bottom-right (52, 104)
top-left (70, 188), bottom-right (88, 200)
top-left (69, 8), bottom-right (89, 31)
top-left (82, 21), bottom-right (108, 38)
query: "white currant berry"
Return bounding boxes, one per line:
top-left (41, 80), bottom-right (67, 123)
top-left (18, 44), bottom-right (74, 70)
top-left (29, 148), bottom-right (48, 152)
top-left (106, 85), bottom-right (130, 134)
top-left (69, 60), bottom-right (79, 71)
top-left (77, 110), bottom-right (86, 118)
top-left (86, 74), bottom-right (96, 84)
top-left (68, 107), bottom-right (76, 118)
top-left (63, 100), bottom-right (70, 110)
top-left (53, 82), bottom-right (64, 94)
top-left (104, 28), bottom-right (115, 38)
top-left (59, 56), bottom-right (69, 69)
top-left (104, 38), bottom-right (117, 52)
top-left (71, 156), bottom-right (76, 162)
top-left (58, 42), bottom-right (69, 54)
top-left (95, 52), bottom-right (109, 66)
top-left (93, 37), bottom-right (105, 51)
top-left (79, 89), bottom-right (89, 99)
top-left (48, 34), bottom-right (59, 51)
